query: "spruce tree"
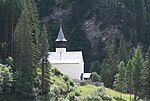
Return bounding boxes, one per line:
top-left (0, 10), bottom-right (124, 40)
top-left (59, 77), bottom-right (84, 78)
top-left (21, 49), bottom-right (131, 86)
top-left (25, 0), bottom-right (40, 64)
top-left (145, 46), bottom-right (150, 99)
top-left (101, 44), bottom-right (119, 88)
top-left (13, 0), bottom-right (40, 100)
top-left (126, 59), bottom-right (133, 101)
top-left (113, 61), bottom-right (127, 99)
top-left (132, 46), bottom-right (146, 100)
top-left (40, 24), bottom-right (51, 95)
top-left (118, 34), bottom-right (128, 64)
top-left (13, 6), bottom-right (35, 100)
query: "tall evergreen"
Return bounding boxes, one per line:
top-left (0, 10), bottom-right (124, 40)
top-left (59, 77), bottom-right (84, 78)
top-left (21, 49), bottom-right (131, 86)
top-left (118, 34), bottom-right (128, 64)
top-left (113, 61), bottom-right (127, 99)
top-left (13, 6), bottom-right (35, 100)
top-left (40, 25), bottom-right (51, 95)
top-left (132, 46), bottom-right (146, 100)
top-left (145, 46), bottom-right (150, 99)
top-left (101, 44), bottom-right (119, 88)
top-left (126, 59), bottom-right (133, 101)
top-left (25, 0), bottom-right (40, 63)
top-left (13, 0), bottom-right (40, 100)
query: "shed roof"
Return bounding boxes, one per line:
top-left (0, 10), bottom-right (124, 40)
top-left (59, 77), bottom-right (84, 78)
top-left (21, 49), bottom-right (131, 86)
top-left (83, 73), bottom-right (91, 78)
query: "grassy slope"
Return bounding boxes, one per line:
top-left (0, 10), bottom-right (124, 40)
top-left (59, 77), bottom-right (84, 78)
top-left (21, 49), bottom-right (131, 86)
top-left (76, 85), bottom-right (98, 95)
top-left (105, 88), bottom-right (143, 101)
top-left (76, 85), bottom-right (143, 101)
top-left (106, 88), bottom-right (133, 101)
top-left (50, 69), bottom-right (143, 101)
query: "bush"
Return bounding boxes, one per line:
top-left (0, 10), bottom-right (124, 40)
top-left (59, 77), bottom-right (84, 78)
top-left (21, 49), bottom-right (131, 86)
top-left (66, 92), bottom-right (81, 101)
top-left (49, 85), bottom-right (61, 100)
top-left (91, 72), bottom-right (101, 82)
top-left (0, 64), bottom-right (13, 100)
top-left (51, 68), bottom-right (63, 76)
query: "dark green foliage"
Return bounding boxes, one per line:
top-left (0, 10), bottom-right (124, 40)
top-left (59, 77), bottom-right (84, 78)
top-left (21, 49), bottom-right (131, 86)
top-left (13, 5), bottom-right (36, 100)
top-left (13, 0), bottom-right (41, 100)
top-left (0, 64), bottom-right (13, 101)
top-left (0, 0), bottom-right (21, 61)
top-left (101, 44), bottom-right (119, 88)
top-left (118, 34), bottom-right (128, 64)
top-left (132, 46), bottom-right (146, 100)
top-left (40, 25), bottom-right (51, 95)
top-left (67, 92), bottom-right (80, 101)
top-left (1, 0), bottom-right (150, 100)
top-left (6, 57), bottom-right (14, 68)
top-left (84, 87), bottom-right (113, 101)
top-left (25, 0), bottom-right (40, 63)
top-left (91, 72), bottom-right (101, 82)
top-left (126, 59), bottom-right (133, 99)
top-left (134, 0), bottom-right (146, 44)
top-left (52, 68), bottom-right (63, 76)
top-left (90, 60), bottom-right (101, 74)
top-left (145, 46), bottom-right (150, 99)
top-left (37, 0), bottom-right (55, 18)
top-left (113, 61), bottom-right (127, 98)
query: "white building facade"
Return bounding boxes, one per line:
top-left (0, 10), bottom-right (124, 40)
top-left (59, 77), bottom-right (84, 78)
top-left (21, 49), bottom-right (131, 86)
top-left (48, 25), bottom-right (84, 80)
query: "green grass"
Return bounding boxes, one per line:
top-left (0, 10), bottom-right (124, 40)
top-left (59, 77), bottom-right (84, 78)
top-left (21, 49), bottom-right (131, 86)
top-left (105, 88), bottom-right (143, 101)
top-left (76, 85), bottom-right (144, 101)
top-left (76, 84), bottom-right (98, 95)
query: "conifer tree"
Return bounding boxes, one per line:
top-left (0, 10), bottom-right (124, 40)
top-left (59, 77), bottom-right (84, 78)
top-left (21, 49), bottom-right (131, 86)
top-left (145, 46), bottom-right (150, 99)
top-left (13, 0), bottom-right (40, 100)
top-left (126, 59), bottom-right (133, 101)
top-left (24, 0), bottom-right (40, 64)
top-left (13, 6), bottom-right (35, 100)
top-left (113, 61), bottom-right (127, 99)
top-left (40, 24), bottom-right (51, 95)
top-left (118, 34), bottom-right (128, 64)
top-left (101, 44), bottom-right (119, 88)
top-left (132, 46), bottom-right (146, 100)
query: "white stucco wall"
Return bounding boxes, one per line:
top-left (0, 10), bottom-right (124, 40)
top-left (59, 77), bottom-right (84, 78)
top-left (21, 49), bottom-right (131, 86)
top-left (51, 63), bottom-right (81, 80)
top-left (48, 48), bottom-right (84, 80)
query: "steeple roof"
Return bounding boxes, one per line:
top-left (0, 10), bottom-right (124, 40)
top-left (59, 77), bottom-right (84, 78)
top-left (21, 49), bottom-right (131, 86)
top-left (56, 25), bottom-right (67, 42)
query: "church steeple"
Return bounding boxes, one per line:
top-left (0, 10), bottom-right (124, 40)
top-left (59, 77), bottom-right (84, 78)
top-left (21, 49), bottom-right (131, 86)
top-left (55, 25), bottom-right (67, 48)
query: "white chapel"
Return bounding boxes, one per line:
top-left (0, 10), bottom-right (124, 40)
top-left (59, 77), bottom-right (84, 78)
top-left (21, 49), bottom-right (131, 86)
top-left (48, 25), bottom-right (84, 80)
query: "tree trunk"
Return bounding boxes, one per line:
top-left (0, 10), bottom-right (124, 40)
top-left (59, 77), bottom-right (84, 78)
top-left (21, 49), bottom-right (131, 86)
top-left (134, 93), bottom-right (137, 101)
top-left (41, 55), bottom-right (44, 95)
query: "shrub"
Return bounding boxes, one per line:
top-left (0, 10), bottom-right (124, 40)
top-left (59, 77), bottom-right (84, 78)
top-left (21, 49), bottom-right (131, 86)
top-left (91, 72), bottom-right (101, 82)
top-left (51, 68), bottom-right (63, 76)
top-left (0, 64), bottom-right (13, 101)
top-left (66, 92), bottom-right (81, 101)
top-left (49, 85), bottom-right (61, 100)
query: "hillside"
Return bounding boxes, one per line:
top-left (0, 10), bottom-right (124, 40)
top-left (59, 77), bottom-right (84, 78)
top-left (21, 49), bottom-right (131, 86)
top-left (0, 0), bottom-right (150, 100)
top-left (1, 63), bottom-right (113, 101)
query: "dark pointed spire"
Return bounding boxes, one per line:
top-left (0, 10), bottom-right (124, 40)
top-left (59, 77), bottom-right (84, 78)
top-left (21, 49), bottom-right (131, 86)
top-left (56, 25), bottom-right (67, 42)
top-left (55, 24), bottom-right (67, 48)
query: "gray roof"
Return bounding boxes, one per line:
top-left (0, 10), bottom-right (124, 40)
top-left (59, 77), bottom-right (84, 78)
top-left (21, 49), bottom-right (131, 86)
top-left (55, 25), bottom-right (67, 42)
